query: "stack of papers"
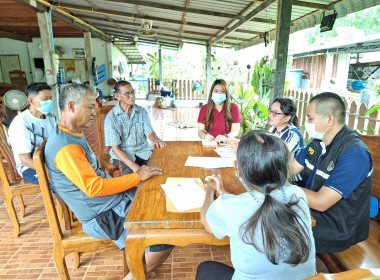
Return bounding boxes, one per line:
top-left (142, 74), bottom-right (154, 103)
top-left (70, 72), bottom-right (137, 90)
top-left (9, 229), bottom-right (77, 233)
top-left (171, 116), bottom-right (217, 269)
top-left (161, 178), bottom-right (206, 211)
top-left (185, 156), bottom-right (235, 168)
top-left (214, 147), bottom-right (236, 159)
top-left (202, 139), bottom-right (217, 146)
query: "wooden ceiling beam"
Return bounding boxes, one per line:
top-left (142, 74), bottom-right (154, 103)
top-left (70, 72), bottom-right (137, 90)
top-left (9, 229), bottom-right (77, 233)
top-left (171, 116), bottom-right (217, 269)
top-left (209, 0), bottom-right (276, 45)
top-left (0, 30), bottom-right (32, 42)
top-left (104, 0), bottom-right (243, 19)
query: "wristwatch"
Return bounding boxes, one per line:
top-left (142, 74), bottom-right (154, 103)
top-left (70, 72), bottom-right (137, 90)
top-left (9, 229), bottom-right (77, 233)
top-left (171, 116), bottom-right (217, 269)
top-left (224, 134), bottom-right (229, 138)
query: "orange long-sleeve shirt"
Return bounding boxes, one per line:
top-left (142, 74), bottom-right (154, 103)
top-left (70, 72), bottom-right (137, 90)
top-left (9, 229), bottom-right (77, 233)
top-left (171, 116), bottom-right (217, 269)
top-left (54, 125), bottom-right (140, 197)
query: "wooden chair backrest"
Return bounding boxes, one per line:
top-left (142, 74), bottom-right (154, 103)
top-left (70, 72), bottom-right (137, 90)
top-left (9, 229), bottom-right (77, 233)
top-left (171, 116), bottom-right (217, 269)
top-left (355, 130), bottom-right (380, 198)
top-left (33, 141), bottom-right (65, 243)
top-left (9, 70), bottom-right (28, 85)
top-left (95, 105), bottom-right (115, 156)
top-left (0, 134), bottom-right (19, 183)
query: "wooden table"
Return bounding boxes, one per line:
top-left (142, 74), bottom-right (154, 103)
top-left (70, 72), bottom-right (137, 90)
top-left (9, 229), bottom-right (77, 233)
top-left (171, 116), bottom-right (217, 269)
top-left (124, 141), bottom-right (243, 279)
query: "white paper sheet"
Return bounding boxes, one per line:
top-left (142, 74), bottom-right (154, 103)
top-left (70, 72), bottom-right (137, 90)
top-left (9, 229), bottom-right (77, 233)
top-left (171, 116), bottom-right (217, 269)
top-left (214, 147), bottom-right (237, 159)
top-left (161, 179), bottom-right (206, 211)
top-left (202, 139), bottom-right (217, 146)
top-left (185, 156), bottom-right (235, 168)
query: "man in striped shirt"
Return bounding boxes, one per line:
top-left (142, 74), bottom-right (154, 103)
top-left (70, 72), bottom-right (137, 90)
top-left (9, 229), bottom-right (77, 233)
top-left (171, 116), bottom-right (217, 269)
top-left (105, 80), bottom-right (166, 176)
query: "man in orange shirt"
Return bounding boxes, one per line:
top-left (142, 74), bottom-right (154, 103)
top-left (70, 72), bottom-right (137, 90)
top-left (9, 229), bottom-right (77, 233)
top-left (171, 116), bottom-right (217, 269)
top-left (44, 83), bottom-right (172, 279)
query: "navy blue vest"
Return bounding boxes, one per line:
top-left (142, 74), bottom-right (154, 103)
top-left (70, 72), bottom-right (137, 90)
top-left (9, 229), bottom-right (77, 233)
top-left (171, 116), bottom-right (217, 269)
top-left (301, 125), bottom-right (372, 253)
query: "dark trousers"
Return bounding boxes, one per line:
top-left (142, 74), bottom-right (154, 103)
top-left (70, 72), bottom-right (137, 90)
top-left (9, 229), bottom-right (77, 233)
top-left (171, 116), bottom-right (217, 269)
top-left (112, 156), bottom-right (149, 176)
top-left (196, 261), bottom-right (235, 280)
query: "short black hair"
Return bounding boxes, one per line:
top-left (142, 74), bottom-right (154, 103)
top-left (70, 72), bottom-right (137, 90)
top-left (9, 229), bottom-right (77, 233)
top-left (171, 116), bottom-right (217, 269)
top-left (310, 92), bottom-right (346, 124)
top-left (25, 83), bottom-right (51, 98)
top-left (114, 80), bottom-right (131, 92)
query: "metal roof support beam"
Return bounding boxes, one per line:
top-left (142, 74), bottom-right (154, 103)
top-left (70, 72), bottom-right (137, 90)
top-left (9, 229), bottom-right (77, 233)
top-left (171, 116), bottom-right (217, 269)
top-left (292, 1), bottom-right (333, 10)
top-left (105, 0), bottom-right (243, 20)
top-left (209, 0), bottom-right (276, 46)
top-left (55, 3), bottom-right (226, 31)
top-left (270, 0), bottom-right (293, 104)
top-left (13, 0), bottom-right (112, 42)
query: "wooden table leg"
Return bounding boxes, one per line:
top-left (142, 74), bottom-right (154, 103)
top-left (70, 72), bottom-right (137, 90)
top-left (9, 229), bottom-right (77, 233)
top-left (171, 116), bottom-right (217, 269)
top-left (125, 228), bottom-right (229, 279)
top-left (125, 229), bottom-right (149, 280)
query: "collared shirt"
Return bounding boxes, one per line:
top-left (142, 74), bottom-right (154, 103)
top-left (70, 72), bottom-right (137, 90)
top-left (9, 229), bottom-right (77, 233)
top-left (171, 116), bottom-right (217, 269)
top-left (268, 124), bottom-right (304, 157)
top-left (104, 103), bottom-right (153, 162)
top-left (197, 103), bottom-right (241, 137)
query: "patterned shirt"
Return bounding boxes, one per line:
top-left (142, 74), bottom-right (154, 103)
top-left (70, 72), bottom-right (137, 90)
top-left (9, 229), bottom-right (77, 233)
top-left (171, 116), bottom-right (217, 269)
top-left (104, 103), bottom-right (154, 162)
top-left (268, 124), bottom-right (304, 158)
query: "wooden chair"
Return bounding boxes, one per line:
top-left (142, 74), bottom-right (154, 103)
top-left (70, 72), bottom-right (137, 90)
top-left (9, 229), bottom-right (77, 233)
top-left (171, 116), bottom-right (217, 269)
top-left (303, 268), bottom-right (380, 279)
top-left (9, 70), bottom-right (28, 85)
top-left (95, 105), bottom-right (118, 177)
top-left (33, 141), bottom-right (128, 280)
top-left (0, 135), bottom-right (46, 237)
top-left (319, 131), bottom-right (380, 272)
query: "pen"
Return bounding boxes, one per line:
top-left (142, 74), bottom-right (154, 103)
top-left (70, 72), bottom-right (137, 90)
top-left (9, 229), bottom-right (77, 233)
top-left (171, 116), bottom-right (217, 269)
top-left (217, 174), bottom-right (224, 190)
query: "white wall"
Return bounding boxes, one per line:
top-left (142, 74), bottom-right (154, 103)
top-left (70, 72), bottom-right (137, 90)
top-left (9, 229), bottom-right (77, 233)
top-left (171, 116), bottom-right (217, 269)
top-left (0, 38), bottom-right (33, 83)
top-left (0, 37), bottom-right (129, 96)
top-left (111, 45), bottom-right (130, 82)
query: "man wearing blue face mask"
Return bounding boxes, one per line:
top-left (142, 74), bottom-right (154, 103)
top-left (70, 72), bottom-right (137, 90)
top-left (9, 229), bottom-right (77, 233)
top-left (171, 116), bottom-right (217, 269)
top-left (8, 83), bottom-right (57, 185)
top-left (289, 92), bottom-right (372, 254)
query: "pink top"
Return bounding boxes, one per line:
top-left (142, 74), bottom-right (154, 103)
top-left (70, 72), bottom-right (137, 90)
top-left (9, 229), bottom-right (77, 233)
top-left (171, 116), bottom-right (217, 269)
top-left (197, 103), bottom-right (242, 137)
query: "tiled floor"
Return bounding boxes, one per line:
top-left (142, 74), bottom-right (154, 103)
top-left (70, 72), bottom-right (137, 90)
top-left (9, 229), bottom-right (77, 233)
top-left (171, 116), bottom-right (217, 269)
top-left (0, 100), bottom-right (328, 279)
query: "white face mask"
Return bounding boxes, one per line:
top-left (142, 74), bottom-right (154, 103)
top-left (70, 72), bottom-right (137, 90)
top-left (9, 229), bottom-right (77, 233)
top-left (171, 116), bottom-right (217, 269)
top-left (305, 117), bottom-right (329, 140)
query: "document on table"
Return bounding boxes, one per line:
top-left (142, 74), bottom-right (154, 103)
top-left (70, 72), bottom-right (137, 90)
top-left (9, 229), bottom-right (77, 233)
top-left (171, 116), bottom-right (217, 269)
top-left (185, 156), bottom-right (235, 168)
top-left (161, 178), bottom-right (206, 211)
top-left (202, 139), bottom-right (217, 146)
top-left (214, 147), bottom-right (237, 159)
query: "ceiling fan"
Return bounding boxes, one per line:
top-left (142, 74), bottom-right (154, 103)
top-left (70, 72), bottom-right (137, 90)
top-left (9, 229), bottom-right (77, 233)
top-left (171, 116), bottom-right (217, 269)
top-left (136, 19), bottom-right (157, 38)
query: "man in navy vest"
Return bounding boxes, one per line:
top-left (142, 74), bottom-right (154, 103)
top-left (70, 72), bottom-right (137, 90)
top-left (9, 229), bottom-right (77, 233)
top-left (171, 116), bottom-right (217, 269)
top-left (290, 92), bottom-right (372, 253)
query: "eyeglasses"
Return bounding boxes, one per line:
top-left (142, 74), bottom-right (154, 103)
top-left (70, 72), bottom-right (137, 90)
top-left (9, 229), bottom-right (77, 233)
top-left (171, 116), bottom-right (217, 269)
top-left (268, 108), bottom-right (284, 117)
top-left (118, 90), bottom-right (136, 96)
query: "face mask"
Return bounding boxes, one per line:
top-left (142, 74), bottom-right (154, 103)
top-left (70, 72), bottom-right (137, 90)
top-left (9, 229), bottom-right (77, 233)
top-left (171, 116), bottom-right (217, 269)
top-left (305, 117), bottom-right (329, 140)
top-left (211, 94), bottom-right (226, 105)
top-left (36, 100), bottom-right (54, 115)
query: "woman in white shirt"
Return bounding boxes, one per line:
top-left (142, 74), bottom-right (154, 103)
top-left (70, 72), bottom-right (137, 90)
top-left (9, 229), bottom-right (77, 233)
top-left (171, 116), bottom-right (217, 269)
top-left (197, 131), bottom-right (316, 280)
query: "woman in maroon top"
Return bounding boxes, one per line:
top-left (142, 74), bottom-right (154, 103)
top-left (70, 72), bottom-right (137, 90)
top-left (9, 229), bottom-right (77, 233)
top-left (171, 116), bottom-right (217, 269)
top-left (197, 79), bottom-right (242, 143)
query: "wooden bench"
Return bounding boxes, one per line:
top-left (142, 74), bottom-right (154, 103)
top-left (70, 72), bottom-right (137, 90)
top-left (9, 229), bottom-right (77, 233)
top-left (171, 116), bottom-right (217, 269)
top-left (321, 131), bottom-right (380, 272)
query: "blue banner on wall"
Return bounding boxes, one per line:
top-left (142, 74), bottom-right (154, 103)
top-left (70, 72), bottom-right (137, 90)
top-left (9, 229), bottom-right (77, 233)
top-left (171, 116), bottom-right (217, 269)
top-left (93, 64), bottom-right (108, 86)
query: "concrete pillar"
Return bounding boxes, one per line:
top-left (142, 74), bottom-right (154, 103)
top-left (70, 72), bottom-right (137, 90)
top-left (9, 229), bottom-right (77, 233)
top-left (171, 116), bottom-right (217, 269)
top-left (84, 32), bottom-right (94, 89)
top-left (270, 0), bottom-right (293, 104)
top-left (106, 42), bottom-right (113, 81)
top-left (37, 11), bottom-right (59, 118)
top-left (206, 44), bottom-right (212, 96)
top-left (158, 47), bottom-right (163, 83)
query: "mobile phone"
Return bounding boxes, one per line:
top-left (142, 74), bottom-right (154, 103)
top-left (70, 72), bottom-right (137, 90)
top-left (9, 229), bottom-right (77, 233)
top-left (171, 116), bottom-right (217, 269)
top-left (219, 141), bottom-right (228, 146)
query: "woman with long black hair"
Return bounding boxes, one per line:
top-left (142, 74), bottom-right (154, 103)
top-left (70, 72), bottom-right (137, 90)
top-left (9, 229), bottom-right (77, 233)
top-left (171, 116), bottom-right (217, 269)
top-left (198, 79), bottom-right (241, 143)
top-left (197, 131), bottom-right (316, 280)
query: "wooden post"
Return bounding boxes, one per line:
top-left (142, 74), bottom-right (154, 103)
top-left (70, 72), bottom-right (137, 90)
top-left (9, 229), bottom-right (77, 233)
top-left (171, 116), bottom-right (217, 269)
top-left (158, 47), bottom-right (163, 83)
top-left (270, 0), bottom-right (293, 104)
top-left (84, 32), bottom-right (94, 89)
top-left (37, 11), bottom-right (59, 118)
top-left (206, 44), bottom-right (212, 96)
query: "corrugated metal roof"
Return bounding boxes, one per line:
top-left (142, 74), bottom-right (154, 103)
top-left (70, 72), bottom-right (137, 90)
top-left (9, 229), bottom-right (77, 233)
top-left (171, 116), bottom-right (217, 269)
top-left (43, 0), bottom-right (380, 51)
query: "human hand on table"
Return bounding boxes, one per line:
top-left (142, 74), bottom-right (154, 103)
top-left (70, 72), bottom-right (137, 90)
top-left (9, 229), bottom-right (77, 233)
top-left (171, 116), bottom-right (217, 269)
top-left (152, 139), bottom-right (167, 148)
top-left (204, 133), bottom-right (215, 142)
top-left (136, 165), bottom-right (162, 181)
top-left (205, 175), bottom-right (227, 196)
top-left (215, 134), bottom-right (227, 144)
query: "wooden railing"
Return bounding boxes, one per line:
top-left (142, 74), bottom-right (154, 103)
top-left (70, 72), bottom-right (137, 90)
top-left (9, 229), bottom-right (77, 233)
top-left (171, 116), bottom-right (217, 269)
top-left (285, 90), bottom-right (380, 136)
top-left (148, 78), bottom-right (208, 100)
